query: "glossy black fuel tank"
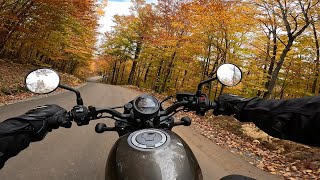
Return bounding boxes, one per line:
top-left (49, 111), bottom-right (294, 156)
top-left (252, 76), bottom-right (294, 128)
top-left (105, 129), bottom-right (202, 180)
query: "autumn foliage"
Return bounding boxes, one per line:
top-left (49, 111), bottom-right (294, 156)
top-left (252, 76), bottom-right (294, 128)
top-left (100, 0), bottom-right (320, 99)
top-left (0, 0), bottom-right (98, 75)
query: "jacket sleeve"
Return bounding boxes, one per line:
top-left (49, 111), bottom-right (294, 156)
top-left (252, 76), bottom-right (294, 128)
top-left (0, 119), bottom-right (33, 169)
top-left (235, 96), bottom-right (320, 147)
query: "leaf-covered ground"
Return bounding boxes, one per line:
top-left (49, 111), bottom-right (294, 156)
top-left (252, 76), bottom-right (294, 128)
top-left (0, 59), bottom-right (83, 105)
top-left (123, 85), bottom-right (320, 180)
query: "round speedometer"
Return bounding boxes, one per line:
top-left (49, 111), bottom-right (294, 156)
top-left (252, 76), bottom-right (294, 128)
top-left (133, 94), bottom-right (160, 120)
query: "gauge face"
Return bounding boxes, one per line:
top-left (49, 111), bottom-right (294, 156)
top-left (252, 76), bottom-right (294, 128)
top-left (133, 95), bottom-right (160, 119)
top-left (137, 97), bottom-right (156, 112)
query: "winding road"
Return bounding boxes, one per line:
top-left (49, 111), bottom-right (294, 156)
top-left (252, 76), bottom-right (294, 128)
top-left (0, 80), bottom-right (281, 180)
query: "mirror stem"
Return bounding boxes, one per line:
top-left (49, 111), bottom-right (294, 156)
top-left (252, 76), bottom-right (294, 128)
top-left (58, 84), bottom-right (83, 105)
top-left (196, 77), bottom-right (217, 97)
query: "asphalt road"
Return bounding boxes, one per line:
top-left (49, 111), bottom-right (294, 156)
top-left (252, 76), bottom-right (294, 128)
top-left (0, 82), bottom-right (281, 180)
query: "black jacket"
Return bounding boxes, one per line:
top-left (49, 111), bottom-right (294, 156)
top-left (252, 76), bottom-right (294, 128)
top-left (1, 96), bottom-right (320, 169)
top-left (0, 120), bottom-right (33, 169)
top-left (236, 96), bottom-right (320, 147)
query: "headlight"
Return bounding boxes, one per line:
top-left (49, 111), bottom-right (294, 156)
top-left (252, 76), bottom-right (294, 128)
top-left (133, 94), bottom-right (160, 120)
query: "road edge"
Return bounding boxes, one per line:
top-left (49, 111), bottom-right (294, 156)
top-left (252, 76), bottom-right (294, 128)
top-left (0, 83), bottom-right (88, 107)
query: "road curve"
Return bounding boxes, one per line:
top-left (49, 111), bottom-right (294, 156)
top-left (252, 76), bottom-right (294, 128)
top-left (0, 82), bottom-right (281, 180)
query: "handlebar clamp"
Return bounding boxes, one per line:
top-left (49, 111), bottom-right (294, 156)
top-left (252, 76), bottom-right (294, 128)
top-left (71, 105), bottom-right (90, 126)
top-left (196, 94), bottom-right (210, 116)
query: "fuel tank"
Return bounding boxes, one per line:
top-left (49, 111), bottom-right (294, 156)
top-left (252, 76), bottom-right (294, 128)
top-left (105, 128), bottom-right (202, 180)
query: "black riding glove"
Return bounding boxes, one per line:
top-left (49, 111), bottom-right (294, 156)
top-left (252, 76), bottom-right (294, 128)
top-left (5, 104), bottom-right (68, 141)
top-left (213, 94), bottom-right (254, 117)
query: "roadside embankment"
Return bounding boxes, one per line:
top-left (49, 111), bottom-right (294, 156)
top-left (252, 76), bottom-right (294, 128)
top-left (0, 59), bottom-right (83, 105)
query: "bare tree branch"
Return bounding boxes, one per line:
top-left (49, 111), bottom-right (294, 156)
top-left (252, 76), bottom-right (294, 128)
top-left (289, 13), bottom-right (299, 34)
top-left (275, 35), bottom-right (286, 46)
top-left (276, 0), bottom-right (293, 39)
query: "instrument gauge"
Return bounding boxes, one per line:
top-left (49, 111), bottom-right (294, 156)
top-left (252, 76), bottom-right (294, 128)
top-left (133, 94), bottom-right (160, 120)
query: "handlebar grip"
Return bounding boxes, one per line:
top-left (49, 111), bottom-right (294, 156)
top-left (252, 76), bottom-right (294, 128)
top-left (61, 112), bottom-right (72, 128)
top-left (174, 116), bottom-right (192, 126)
top-left (47, 112), bottom-right (72, 129)
top-left (61, 120), bottom-right (72, 128)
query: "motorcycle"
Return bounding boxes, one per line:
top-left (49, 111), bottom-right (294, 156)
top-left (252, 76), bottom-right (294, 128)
top-left (25, 63), bottom-right (242, 180)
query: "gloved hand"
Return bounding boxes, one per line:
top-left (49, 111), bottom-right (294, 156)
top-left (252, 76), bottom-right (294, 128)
top-left (6, 104), bottom-right (69, 141)
top-left (213, 94), bottom-right (254, 116)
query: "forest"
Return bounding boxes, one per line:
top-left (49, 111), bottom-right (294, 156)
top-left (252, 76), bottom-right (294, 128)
top-left (99, 0), bottom-right (320, 99)
top-left (1, 0), bottom-right (320, 99)
top-left (0, 0), bottom-right (99, 76)
top-left (1, 1), bottom-right (320, 178)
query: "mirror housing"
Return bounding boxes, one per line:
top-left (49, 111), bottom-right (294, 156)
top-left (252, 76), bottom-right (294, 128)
top-left (25, 68), bottom-right (60, 94)
top-left (217, 63), bottom-right (242, 86)
top-left (25, 68), bottom-right (84, 105)
top-left (196, 63), bottom-right (242, 96)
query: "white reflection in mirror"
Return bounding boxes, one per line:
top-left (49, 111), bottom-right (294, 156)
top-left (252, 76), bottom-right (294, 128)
top-left (25, 69), bottom-right (60, 94)
top-left (217, 64), bottom-right (242, 86)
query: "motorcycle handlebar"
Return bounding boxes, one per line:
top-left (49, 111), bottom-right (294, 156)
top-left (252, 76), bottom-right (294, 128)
top-left (68, 97), bottom-right (216, 125)
top-left (93, 100), bottom-right (217, 119)
top-left (160, 101), bottom-right (190, 116)
top-left (94, 108), bottom-right (131, 119)
top-left (91, 101), bottom-right (190, 121)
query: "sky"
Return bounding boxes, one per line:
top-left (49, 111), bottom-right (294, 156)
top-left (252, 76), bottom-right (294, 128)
top-left (96, 0), bottom-right (157, 49)
top-left (98, 0), bottom-right (157, 34)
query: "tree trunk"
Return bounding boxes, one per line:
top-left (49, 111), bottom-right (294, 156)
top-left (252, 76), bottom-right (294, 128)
top-left (128, 40), bottom-right (142, 84)
top-left (219, 85), bottom-right (225, 97)
top-left (128, 60), bottom-right (137, 84)
top-left (174, 77), bottom-right (178, 89)
top-left (311, 21), bottom-right (320, 94)
top-left (265, 40), bottom-right (293, 98)
top-left (214, 82), bottom-right (219, 99)
top-left (278, 64), bottom-right (291, 99)
top-left (135, 62), bottom-right (143, 87)
top-left (114, 62), bottom-right (122, 85)
top-left (120, 64), bottom-right (125, 83)
top-left (202, 37), bottom-right (213, 80)
top-left (208, 82), bottom-right (212, 99)
top-left (181, 70), bottom-right (187, 87)
top-left (144, 63), bottom-right (151, 83)
top-left (304, 75), bottom-right (311, 96)
top-left (209, 47), bottom-right (222, 77)
top-left (258, 63), bottom-right (268, 96)
top-left (263, 29), bottom-right (277, 98)
top-left (264, 0), bottom-right (311, 98)
top-left (111, 61), bottom-right (117, 84)
top-left (154, 59), bottom-right (164, 92)
top-left (161, 51), bottom-right (176, 92)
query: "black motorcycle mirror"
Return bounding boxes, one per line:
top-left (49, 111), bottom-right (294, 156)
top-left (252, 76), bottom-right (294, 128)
top-left (25, 68), bottom-right (60, 94)
top-left (196, 63), bottom-right (242, 96)
top-left (216, 63), bottom-right (242, 86)
top-left (25, 68), bottom-right (83, 105)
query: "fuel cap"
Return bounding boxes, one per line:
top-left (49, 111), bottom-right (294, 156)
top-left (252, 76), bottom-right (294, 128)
top-left (128, 129), bottom-right (170, 151)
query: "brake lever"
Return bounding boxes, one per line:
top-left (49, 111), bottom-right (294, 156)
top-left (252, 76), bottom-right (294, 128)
top-left (160, 95), bottom-right (174, 105)
top-left (160, 101), bottom-right (190, 116)
top-left (109, 106), bottom-right (123, 109)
